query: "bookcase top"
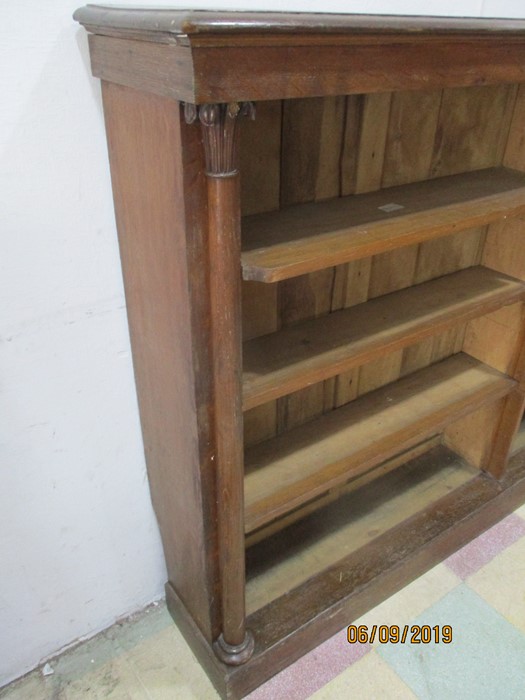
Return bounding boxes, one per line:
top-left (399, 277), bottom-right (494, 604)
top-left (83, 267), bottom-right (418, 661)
top-left (74, 6), bottom-right (525, 42)
top-left (74, 6), bottom-right (525, 103)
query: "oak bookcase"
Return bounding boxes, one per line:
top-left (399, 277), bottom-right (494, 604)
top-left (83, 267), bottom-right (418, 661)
top-left (75, 7), bottom-right (525, 697)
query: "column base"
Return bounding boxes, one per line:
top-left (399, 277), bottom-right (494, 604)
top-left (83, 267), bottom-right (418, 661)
top-left (213, 631), bottom-right (255, 666)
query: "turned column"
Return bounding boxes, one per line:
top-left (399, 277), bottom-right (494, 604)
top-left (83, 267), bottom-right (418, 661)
top-left (184, 101), bottom-right (255, 665)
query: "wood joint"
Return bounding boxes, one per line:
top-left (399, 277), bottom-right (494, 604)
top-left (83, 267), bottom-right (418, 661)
top-left (183, 102), bottom-right (255, 176)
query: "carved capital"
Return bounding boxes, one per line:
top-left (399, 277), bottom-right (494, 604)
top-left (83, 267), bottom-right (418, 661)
top-left (184, 102), bottom-right (255, 177)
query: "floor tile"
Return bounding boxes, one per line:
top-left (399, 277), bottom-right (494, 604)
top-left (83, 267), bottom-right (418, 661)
top-left (515, 502), bottom-right (525, 520)
top-left (108, 603), bottom-right (172, 653)
top-left (49, 629), bottom-right (124, 684)
top-left (246, 629), bottom-right (370, 700)
top-left (467, 535), bottom-right (525, 634)
top-left (378, 585), bottom-right (525, 700)
top-left (310, 651), bottom-right (417, 699)
top-left (59, 655), bottom-right (148, 700)
top-left (444, 514), bottom-right (525, 579)
top-left (120, 625), bottom-right (218, 699)
top-left (0, 655), bottom-right (148, 700)
top-left (354, 562), bottom-right (460, 642)
top-left (0, 606), bottom-right (171, 700)
top-left (0, 674), bottom-right (52, 700)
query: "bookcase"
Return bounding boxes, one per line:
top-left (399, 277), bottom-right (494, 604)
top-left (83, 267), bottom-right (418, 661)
top-left (75, 7), bottom-right (525, 698)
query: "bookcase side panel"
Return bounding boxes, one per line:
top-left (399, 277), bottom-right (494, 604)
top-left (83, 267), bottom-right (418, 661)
top-left (100, 81), bottom-right (220, 641)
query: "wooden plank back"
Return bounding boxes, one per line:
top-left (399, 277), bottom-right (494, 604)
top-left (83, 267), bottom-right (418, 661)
top-left (241, 85), bottom-right (518, 448)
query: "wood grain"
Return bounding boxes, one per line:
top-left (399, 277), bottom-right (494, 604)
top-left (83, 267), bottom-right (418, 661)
top-left (74, 8), bottom-right (525, 40)
top-left (482, 216), bottom-right (525, 283)
top-left (239, 448), bottom-right (525, 700)
top-left (276, 98), bottom-right (343, 435)
top-left (100, 82), bottom-right (220, 640)
top-left (281, 98), bottom-right (326, 206)
top-left (413, 227), bottom-right (485, 285)
top-left (207, 175), bottom-right (247, 649)
top-left (243, 266), bottom-right (525, 410)
top-left (240, 101), bottom-right (281, 448)
top-left (79, 12), bottom-right (525, 104)
top-left (466, 86), bottom-right (525, 473)
top-left (367, 245), bottom-right (418, 299)
top-left (246, 444), bottom-right (476, 610)
top-left (89, 35), bottom-right (195, 101)
top-left (400, 336), bottom-right (436, 376)
top-left (240, 100), bottom-right (281, 217)
top-left (430, 85), bottom-right (517, 177)
top-left (463, 302), bottom-right (525, 376)
top-left (242, 167), bottom-right (525, 282)
top-left (486, 389), bottom-right (525, 478)
top-left (443, 398), bottom-right (506, 469)
top-left (340, 94), bottom-right (364, 196)
top-left (166, 446), bottom-right (525, 700)
top-left (244, 353), bottom-right (515, 533)
top-left (382, 89), bottom-right (443, 187)
top-left (504, 83), bottom-right (525, 171)
top-left (245, 437), bottom-right (440, 547)
top-left (193, 42), bottom-right (525, 102)
top-left (315, 96), bottom-right (347, 200)
top-left (354, 93), bottom-right (392, 194)
top-left (358, 86), bottom-right (440, 405)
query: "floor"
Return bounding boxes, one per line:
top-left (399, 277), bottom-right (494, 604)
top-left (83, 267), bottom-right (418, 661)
top-left (2, 503), bottom-right (525, 700)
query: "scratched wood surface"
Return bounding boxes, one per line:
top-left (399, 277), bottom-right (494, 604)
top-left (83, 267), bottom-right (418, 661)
top-left (240, 84), bottom-right (518, 448)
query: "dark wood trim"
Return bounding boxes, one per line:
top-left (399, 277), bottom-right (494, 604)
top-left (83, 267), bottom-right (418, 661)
top-left (74, 7), bottom-right (525, 40)
top-left (167, 445), bottom-right (525, 699)
top-left (100, 81), bottom-right (221, 642)
top-left (89, 35), bottom-right (195, 103)
top-left (239, 450), bottom-right (525, 697)
top-left (165, 582), bottom-right (230, 698)
top-left (191, 103), bottom-right (255, 662)
top-left (190, 41), bottom-right (525, 103)
top-left (207, 174), bottom-right (250, 658)
top-left (87, 33), bottom-right (525, 103)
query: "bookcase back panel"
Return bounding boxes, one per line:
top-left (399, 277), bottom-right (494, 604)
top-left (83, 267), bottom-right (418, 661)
top-left (242, 228), bottom-right (485, 447)
top-left (240, 85), bottom-right (518, 446)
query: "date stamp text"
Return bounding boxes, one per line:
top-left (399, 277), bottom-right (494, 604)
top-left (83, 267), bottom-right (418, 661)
top-left (347, 624), bottom-right (453, 644)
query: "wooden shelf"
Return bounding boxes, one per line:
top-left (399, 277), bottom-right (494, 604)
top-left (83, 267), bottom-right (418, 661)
top-left (243, 265), bottom-right (525, 410)
top-left (245, 445), bottom-right (525, 644)
top-left (245, 444), bottom-right (479, 613)
top-left (244, 353), bottom-right (515, 534)
top-left (241, 167), bottom-right (525, 282)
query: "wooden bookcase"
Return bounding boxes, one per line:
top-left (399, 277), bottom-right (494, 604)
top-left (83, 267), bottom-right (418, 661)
top-left (75, 8), bottom-right (525, 698)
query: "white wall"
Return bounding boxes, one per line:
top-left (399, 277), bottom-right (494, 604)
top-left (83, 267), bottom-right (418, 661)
top-left (2, 0), bottom-right (525, 688)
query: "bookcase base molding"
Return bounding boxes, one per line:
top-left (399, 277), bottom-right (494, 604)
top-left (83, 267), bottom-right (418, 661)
top-left (168, 446), bottom-right (525, 700)
top-left (73, 7), bottom-right (525, 698)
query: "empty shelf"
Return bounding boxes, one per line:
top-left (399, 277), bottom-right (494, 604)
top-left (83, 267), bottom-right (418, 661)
top-left (245, 444), bottom-right (478, 614)
top-left (242, 265), bottom-right (525, 410)
top-left (241, 167), bottom-right (525, 282)
top-left (244, 353), bottom-right (515, 533)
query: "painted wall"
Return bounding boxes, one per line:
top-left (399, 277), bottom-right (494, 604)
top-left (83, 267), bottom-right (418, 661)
top-left (2, 0), bottom-right (524, 688)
